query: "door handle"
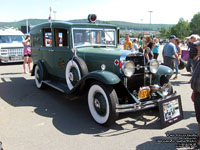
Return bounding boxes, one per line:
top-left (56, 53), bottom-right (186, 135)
top-left (48, 49), bottom-right (54, 52)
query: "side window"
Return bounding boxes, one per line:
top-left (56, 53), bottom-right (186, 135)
top-left (54, 28), bottom-right (68, 47)
top-left (43, 28), bottom-right (52, 47)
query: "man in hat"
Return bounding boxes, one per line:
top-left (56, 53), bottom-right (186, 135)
top-left (191, 41), bottom-right (200, 148)
top-left (162, 35), bottom-right (180, 70)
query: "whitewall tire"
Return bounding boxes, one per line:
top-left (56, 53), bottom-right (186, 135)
top-left (34, 65), bottom-right (43, 89)
top-left (65, 57), bottom-right (88, 90)
top-left (65, 60), bottom-right (81, 90)
top-left (88, 83), bottom-right (119, 126)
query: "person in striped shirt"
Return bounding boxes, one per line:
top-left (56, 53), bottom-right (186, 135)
top-left (191, 41), bottom-right (200, 149)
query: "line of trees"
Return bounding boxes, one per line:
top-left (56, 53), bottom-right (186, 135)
top-left (160, 12), bottom-right (200, 39)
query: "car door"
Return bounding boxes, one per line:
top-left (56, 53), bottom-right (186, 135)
top-left (53, 27), bottom-right (72, 79)
top-left (40, 28), bottom-right (55, 75)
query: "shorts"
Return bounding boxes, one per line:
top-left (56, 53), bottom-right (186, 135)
top-left (164, 56), bottom-right (175, 70)
top-left (194, 92), bottom-right (200, 123)
top-left (24, 54), bottom-right (31, 57)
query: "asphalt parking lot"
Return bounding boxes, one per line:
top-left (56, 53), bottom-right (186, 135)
top-left (0, 58), bottom-right (198, 150)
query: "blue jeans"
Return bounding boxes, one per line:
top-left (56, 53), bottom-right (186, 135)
top-left (174, 59), bottom-right (178, 74)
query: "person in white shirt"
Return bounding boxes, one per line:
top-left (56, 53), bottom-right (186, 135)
top-left (132, 39), bottom-right (139, 51)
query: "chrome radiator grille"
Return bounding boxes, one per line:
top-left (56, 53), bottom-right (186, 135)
top-left (1, 47), bottom-right (24, 56)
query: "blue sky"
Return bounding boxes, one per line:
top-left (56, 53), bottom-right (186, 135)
top-left (0, 0), bottom-right (200, 24)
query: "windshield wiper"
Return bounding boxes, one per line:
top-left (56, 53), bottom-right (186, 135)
top-left (93, 46), bottom-right (107, 48)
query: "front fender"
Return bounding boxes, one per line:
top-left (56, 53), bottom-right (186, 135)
top-left (154, 65), bottom-right (173, 84)
top-left (84, 70), bottom-right (121, 85)
top-left (69, 70), bottom-right (121, 95)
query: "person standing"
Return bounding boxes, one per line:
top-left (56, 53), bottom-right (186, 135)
top-left (132, 39), bottom-right (139, 51)
top-left (22, 35), bottom-right (32, 74)
top-left (173, 38), bottom-right (181, 79)
top-left (144, 36), bottom-right (154, 63)
top-left (138, 36), bottom-right (144, 53)
top-left (152, 38), bottom-right (160, 59)
top-left (123, 34), bottom-right (133, 50)
top-left (186, 36), bottom-right (197, 74)
top-left (162, 35), bottom-right (180, 70)
top-left (191, 41), bottom-right (200, 149)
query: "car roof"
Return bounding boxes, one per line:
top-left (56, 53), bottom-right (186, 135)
top-left (31, 21), bottom-right (117, 30)
top-left (0, 28), bottom-right (24, 35)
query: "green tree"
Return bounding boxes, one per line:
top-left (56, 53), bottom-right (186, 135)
top-left (190, 12), bottom-right (200, 35)
top-left (160, 27), bottom-right (170, 38)
top-left (170, 18), bottom-right (191, 39)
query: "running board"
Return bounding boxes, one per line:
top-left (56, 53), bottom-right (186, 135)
top-left (43, 80), bottom-right (69, 93)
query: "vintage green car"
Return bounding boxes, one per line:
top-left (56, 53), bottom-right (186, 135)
top-left (30, 14), bottom-right (176, 126)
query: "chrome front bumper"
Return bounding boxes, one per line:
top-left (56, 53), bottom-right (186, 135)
top-left (0, 56), bottom-right (24, 63)
top-left (116, 92), bottom-right (177, 113)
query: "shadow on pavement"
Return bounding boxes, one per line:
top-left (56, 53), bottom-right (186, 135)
top-left (136, 123), bottom-right (198, 150)
top-left (0, 72), bottom-right (24, 76)
top-left (171, 80), bottom-right (190, 86)
top-left (0, 62), bottom-right (23, 66)
top-left (0, 77), bottom-right (196, 136)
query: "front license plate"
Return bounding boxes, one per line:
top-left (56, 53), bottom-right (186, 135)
top-left (138, 88), bottom-right (150, 99)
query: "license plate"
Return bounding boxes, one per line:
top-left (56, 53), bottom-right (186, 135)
top-left (138, 88), bottom-right (150, 99)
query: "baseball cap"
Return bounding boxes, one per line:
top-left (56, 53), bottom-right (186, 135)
top-left (194, 41), bottom-right (200, 46)
top-left (169, 35), bottom-right (176, 39)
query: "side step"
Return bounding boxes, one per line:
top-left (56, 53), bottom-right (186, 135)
top-left (43, 80), bottom-right (70, 93)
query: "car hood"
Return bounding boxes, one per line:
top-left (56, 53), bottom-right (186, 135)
top-left (77, 47), bottom-right (131, 59)
top-left (76, 47), bottom-right (133, 73)
top-left (0, 42), bottom-right (24, 48)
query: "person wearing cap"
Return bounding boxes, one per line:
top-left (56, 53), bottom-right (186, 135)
top-left (162, 35), bottom-right (180, 70)
top-left (191, 40), bottom-right (200, 148)
top-left (123, 34), bottom-right (133, 50)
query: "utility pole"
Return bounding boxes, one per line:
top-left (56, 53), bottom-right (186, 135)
top-left (148, 11), bottom-right (153, 24)
top-left (53, 11), bottom-right (57, 20)
top-left (26, 19), bottom-right (29, 34)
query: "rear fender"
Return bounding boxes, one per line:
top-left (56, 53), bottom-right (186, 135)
top-left (31, 60), bottom-right (47, 80)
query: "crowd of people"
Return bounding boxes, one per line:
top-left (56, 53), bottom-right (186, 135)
top-left (122, 34), bottom-right (199, 80)
top-left (123, 33), bottom-right (200, 148)
top-left (123, 34), bottom-right (161, 62)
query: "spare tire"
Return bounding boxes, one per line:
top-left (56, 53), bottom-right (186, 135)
top-left (65, 57), bottom-right (88, 90)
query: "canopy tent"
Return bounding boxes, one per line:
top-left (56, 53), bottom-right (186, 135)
top-left (187, 34), bottom-right (200, 39)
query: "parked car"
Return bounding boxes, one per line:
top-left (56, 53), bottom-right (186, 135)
top-left (0, 28), bottom-right (25, 63)
top-left (30, 14), bottom-right (178, 126)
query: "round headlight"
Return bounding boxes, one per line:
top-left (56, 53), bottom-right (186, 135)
top-left (149, 59), bottom-right (159, 73)
top-left (122, 61), bottom-right (135, 77)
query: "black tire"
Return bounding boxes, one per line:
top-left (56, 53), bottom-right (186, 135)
top-left (34, 65), bottom-right (45, 89)
top-left (65, 57), bottom-right (88, 90)
top-left (88, 82), bottom-right (119, 126)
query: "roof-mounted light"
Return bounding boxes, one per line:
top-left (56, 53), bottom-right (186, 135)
top-left (88, 14), bottom-right (97, 23)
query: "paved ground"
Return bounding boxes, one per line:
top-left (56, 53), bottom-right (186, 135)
top-left (0, 51), bottom-right (198, 150)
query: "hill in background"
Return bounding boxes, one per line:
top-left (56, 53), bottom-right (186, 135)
top-left (0, 19), bottom-right (173, 34)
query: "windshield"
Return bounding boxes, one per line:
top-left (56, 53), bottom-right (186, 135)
top-left (0, 35), bottom-right (24, 44)
top-left (73, 28), bottom-right (116, 47)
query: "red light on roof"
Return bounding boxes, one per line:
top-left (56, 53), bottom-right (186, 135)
top-left (88, 14), bottom-right (97, 23)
